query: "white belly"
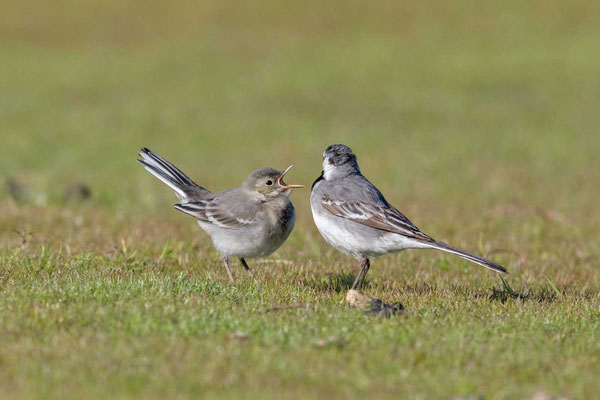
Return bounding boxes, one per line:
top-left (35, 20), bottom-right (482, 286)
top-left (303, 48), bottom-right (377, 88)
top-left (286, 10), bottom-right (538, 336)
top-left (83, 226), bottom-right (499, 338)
top-left (197, 211), bottom-right (295, 259)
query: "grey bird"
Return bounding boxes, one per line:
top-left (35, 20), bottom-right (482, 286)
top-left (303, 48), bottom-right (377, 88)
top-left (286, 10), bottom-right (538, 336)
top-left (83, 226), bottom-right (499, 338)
top-left (310, 144), bottom-right (507, 292)
top-left (137, 148), bottom-right (302, 284)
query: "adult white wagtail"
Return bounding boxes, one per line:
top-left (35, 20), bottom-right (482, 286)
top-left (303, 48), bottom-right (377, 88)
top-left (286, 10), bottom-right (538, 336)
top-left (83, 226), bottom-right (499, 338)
top-left (310, 144), bottom-right (507, 292)
top-left (137, 148), bottom-right (302, 284)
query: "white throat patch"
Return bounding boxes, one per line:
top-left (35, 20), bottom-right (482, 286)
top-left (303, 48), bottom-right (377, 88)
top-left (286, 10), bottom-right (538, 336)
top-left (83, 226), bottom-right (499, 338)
top-left (322, 158), bottom-right (335, 180)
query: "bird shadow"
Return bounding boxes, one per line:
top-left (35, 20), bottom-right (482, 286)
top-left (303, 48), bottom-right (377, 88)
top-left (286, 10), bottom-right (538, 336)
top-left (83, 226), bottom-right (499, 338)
top-left (485, 277), bottom-right (560, 304)
top-left (400, 278), bottom-right (561, 304)
top-left (303, 273), bottom-right (404, 317)
top-left (303, 272), bottom-right (564, 305)
top-left (302, 272), bottom-right (358, 293)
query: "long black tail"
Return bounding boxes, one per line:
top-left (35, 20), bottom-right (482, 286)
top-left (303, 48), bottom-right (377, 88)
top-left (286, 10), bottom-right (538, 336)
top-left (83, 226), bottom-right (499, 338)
top-left (427, 240), bottom-right (507, 274)
top-left (137, 148), bottom-right (209, 201)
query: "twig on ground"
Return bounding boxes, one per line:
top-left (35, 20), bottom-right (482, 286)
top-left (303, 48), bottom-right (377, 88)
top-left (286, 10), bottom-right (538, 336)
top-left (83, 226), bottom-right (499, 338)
top-left (262, 304), bottom-right (310, 314)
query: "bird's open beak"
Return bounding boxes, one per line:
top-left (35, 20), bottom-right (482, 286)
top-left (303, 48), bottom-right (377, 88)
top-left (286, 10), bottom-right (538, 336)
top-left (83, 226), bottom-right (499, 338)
top-left (278, 164), bottom-right (303, 189)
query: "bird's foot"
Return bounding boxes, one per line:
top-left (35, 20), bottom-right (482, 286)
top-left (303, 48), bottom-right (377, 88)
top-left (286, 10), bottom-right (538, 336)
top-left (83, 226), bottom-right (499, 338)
top-left (345, 289), bottom-right (403, 317)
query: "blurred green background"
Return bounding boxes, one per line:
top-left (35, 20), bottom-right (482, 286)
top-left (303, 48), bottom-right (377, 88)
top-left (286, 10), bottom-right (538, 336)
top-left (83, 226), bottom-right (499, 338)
top-left (2, 0), bottom-right (599, 216)
top-left (1, 1), bottom-right (600, 399)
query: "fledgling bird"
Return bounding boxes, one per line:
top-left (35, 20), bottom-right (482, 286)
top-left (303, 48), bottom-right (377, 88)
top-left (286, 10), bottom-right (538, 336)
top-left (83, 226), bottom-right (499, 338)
top-left (137, 148), bottom-right (302, 284)
top-left (310, 144), bottom-right (507, 293)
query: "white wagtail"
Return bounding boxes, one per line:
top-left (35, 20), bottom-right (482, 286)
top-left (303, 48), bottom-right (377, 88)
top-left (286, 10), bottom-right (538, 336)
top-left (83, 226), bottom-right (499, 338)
top-left (137, 148), bottom-right (302, 284)
top-left (310, 144), bottom-right (507, 292)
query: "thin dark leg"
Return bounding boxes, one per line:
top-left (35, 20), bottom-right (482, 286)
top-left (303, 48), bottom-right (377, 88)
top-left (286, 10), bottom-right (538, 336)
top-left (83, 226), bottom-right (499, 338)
top-left (221, 256), bottom-right (235, 284)
top-left (357, 258), bottom-right (370, 288)
top-left (239, 258), bottom-right (259, 285)
top-left (351, 258), bottom-right (370, 290)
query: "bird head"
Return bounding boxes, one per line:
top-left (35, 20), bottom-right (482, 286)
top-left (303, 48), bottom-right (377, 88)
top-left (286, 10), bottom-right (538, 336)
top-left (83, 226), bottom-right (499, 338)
top-left (322, 144), bottom-right (361, 181)
top-left (243, 165), bottom-right (303, 198)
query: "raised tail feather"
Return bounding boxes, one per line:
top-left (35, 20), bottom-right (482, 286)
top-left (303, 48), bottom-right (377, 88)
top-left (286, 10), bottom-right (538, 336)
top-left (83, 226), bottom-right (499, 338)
top-left (137, 148), bottom-right (209, 201)
top-left (428, 240), bottom-right (507, 274)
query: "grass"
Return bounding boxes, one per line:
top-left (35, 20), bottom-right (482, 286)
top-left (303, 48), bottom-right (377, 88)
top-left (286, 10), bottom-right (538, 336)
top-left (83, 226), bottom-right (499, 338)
top-left (1, 0), bottom-right (600, 398)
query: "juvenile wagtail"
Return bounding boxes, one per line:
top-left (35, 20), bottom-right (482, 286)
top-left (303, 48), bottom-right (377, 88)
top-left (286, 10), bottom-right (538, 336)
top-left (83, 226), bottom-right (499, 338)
top-left (310, 144), bottom-right (506, 292)
top-left (138, 148), bottom-right (302, 284)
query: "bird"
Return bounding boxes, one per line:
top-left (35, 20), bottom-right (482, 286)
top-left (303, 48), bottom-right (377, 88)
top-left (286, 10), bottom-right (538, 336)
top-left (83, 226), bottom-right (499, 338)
top-left (310, 144), bottom-right (507, 293)
top-left (137, 148), bottom-right (302, 284)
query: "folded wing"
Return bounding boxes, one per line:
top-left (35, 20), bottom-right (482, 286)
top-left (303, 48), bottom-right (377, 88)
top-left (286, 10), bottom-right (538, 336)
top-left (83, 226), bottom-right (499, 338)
top-left (321, 196), bottom-right (507, 273)
top-left (174, 198), bottom-right (256, 229)
top-left (321, 196), bottom-right (434, 242)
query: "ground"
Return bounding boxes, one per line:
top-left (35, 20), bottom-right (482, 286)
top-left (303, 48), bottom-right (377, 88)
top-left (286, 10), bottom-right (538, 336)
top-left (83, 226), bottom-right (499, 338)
top-left (1, 1), bottom-right (599, 399)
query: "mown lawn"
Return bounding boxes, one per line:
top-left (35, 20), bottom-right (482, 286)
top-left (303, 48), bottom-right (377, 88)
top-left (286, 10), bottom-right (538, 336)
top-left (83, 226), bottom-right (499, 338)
top-left (1, 1), bottom-right (599, 399)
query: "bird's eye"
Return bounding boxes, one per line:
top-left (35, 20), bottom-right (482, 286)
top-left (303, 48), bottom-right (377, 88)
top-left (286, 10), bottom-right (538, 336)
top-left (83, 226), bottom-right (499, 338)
top-left (266, 180), bottom-right (273, 186)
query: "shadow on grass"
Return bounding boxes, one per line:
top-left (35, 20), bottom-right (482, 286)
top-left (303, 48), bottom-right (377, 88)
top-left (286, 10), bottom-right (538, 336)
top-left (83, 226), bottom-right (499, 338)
top-left (304, 273), bottom-right (563, 304)
top-left (302, 272), bottom-right (357, 293)
top-left (487, 277), bottom-right (560, 304)
top-left (399, 278), bottom-right (561, 304)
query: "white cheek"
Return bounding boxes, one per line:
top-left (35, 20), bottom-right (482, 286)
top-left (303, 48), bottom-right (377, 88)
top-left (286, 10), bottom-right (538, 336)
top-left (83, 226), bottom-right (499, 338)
top-left (322, 159), bottom-right (334, 180)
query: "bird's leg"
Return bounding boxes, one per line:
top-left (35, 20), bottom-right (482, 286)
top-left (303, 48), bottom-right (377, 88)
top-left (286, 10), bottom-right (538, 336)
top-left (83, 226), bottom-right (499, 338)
top-left (346, 257), bottom-right (402, 317)
top-left (239, 258), bottom-right (259, 285)
top-left (221, 256), bottom-right (235, 284)
top-left (351, 258), bottom-right (370, 290)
